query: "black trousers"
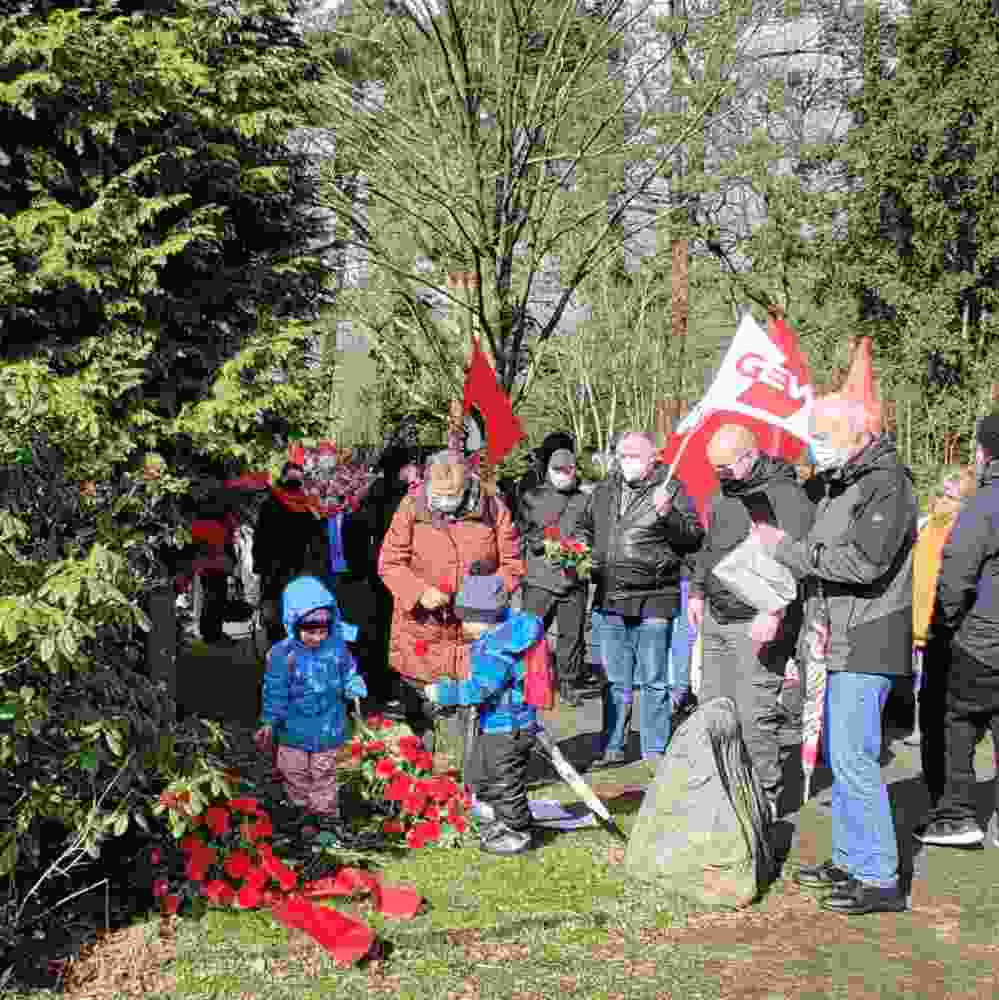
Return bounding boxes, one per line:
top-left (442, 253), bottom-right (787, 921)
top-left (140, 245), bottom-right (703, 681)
top-left (919, 633), bottom-right (951, 807)
top-left (934, 645), bottom-right (999, 824)
top-left (199, 572), bottom-right (228, 642)
top-left (520, 584), bottom-right (586, 684)
top-left (473, 728), bottom-right (534, 831)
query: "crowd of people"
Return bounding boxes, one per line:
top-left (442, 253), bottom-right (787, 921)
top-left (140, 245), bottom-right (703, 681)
top-left (188, 400), bottom-right (999, 917)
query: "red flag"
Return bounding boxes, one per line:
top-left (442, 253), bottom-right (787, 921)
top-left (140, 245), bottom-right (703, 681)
top-left (462, 339), bottom-right (525, 466)
top-left (659, 311), bottom-right (814, 521)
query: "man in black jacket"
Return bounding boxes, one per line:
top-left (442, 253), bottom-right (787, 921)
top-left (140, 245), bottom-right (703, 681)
top-left (576, 431), bottom-right (704, 767)
top-left (689, 424), bottom-right (815, 819)
top-left (518, 447), bottom-right (590, 707)
top-left (915, 413), bottom-right (999, 850)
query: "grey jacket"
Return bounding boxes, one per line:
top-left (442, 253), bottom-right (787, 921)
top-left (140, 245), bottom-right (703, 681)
top-left (774, 435), bottom-right (916, 676)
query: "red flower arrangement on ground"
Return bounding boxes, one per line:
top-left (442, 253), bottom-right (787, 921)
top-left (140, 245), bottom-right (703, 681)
top-left (348, 717), bottom-right (472, 849)
top-left (542, 524), bottom-right (593, 580)
top-left (151, 780), bottom-right (422, 965)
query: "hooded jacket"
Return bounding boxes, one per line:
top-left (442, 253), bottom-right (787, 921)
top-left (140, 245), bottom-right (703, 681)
top-left (574, 463), bottom-right (704, 615)
top-left (935, 460), bottom-right (999, 693)
top-left (260, 576), bottom-right (367, 751)
top-left (378, 476), bottom-right (526, 683)
top-left (518, 479), bottom-right (589, 596)
top-left (774, 435), bottom-right (916, 676)
top-left (693, 455), bottom-right (815, 623)
top-left (426, 611), bottom-right (544, 734)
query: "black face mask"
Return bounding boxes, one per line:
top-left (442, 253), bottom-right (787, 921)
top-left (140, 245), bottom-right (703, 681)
top-left (281, 479), bottom-right (303, 491)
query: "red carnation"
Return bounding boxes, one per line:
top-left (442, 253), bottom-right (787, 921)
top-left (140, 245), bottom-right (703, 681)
top-left (162, 894), bottom-right (181, 916)
top-left (349, 740), bottom-right (364, 759)
top-left (414, 779), bottom-right (435, 797)
top-left (452, 815), bottom-right (468, 834)
top-left (185, 856), bottom-right (209, 882)
top-left (235, 883), bottom-right (263, 909)
top-left (246, 866), bottom-right (269, 891)
top-left (401, 794), bottom-right (428, 816)
top-left (367, 714), bottom-right (387, 730)
top-left (413, 819), bottom-right (441, 843)
top-left (423, 804), bottom-right (440, 821)
top-left (385, 774), bottom-right (413, 801)
top-left (150, 847), bottom-right (162, 865)
top-left (406, 828), bottom-right (425, 849)
top-left (382, 819), bottom-right (405, 834)
top-left (544, 524), bottom-right (562, 541)
top-left (158, 791), bottom-right (178, 809)
top-left (204, 880), bottom-right (236, 906)
top-left (415, 751), bottom-right (434, 772)
top-left (262, 854), bottom-right (298, 892)
top-left (438, 578), bottom-right (455, 595)
top-left (229, 797), bottom-right (259, 815)
top-left (375, 758), bottom-right (397, 779)
top-left (413, 639), bottom-right (429, 658)
top-left (242, 815), bottom-right (273, 842)
top-left (180, 833), bottom-right (202, 854)
top-left (204, 805), bottom-right (231, 838)
top-left (364, 740), bottom-right (387, 755)
top-left (223, 850), bottom-right (253, 881)
top-left (152, 878), bottom-right (169, 898)
top-left (399, 734), bottom-right (423, 754)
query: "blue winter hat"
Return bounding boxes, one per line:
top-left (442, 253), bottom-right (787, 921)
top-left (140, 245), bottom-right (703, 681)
top-left (454, 561), bottom-right (509, 623)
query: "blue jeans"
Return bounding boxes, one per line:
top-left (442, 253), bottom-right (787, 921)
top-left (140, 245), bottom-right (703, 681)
top-left (824, 671), bottom-right (898, 888)
top-left (593, 610), bottom-right (685, 757)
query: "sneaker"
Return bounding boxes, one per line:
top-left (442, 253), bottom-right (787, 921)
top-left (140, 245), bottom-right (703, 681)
top-left (480, 822), bottom-right (532, 856)
top-left (589, 749), bottom-right (627, 770)
top-left (913, 818), bottom-right (985, 848)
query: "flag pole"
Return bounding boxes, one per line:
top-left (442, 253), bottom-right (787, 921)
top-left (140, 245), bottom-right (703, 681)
top-left (659, 405), bottom-right (706, 487)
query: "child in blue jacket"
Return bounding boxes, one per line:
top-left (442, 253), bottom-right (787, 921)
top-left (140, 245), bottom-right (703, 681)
top-left (255, 576), bottom-right (366, 826)
top-left (426, 562), bottom-right (546, 856)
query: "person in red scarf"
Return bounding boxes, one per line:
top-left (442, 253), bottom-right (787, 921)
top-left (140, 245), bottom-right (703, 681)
top-left (253, 462), bottom-right (329, 642)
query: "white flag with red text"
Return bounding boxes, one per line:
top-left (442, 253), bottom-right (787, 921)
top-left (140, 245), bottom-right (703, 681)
top-left (661, 311), bottom-right (815, 521)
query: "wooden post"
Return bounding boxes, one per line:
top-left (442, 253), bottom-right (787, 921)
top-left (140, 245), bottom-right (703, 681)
top-left (671, 240), bottom-right (689, 340)
top-left (446, 270), bottom-right (497, 494)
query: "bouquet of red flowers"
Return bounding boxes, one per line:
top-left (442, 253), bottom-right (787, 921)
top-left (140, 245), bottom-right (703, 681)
top-left (542, 524), bottom-right (593, 580)
top-left (151, 769), bottom-right (424, 965)
top-left (347, 715), bottom-right (471, 849)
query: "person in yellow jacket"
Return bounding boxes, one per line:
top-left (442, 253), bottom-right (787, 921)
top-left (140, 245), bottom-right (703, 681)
top-left (909, 466), bottom-right (976, 804)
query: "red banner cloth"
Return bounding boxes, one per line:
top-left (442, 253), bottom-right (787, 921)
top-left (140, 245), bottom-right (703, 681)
top-left (267, 867), bottom-right (423, 965)
top-left (659, 312), bottom-right (813, 522)
top-left (463, 339), bottom-right (526, 466)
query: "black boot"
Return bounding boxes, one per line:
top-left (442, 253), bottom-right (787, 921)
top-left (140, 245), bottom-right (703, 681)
top-left (480, 821), bottom-right (532, 856)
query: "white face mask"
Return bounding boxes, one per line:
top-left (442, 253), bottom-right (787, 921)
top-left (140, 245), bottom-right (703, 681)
top-left (429, 490), bottom-right (463, 513)
top-left (810, 438), bottom-right (843, 472)
top-left (618, 458), bottom-right (647, 483)
top-left (549, 471), bottom-right (575, 491)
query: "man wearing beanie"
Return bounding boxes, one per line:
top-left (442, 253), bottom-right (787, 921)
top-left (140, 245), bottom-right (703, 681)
top-left (517, 446), bottom-right (590, 707)
top-left (425, 562), bottom-right (550, 856)
top-left (914, 413), bottom-right (999, 850)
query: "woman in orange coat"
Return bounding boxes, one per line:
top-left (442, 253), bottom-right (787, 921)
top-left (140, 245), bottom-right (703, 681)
top-left (378, 450), bottom-right (525, 748)
top-left (911, 465), bottom-right (976, 804)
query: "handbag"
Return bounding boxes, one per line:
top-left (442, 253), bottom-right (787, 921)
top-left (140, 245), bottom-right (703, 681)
top-left (711, 533), bottom-right (797, 615)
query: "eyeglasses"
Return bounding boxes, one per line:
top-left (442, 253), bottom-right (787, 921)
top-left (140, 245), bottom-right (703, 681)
top-left (712, 450), bottom-right (753, 476)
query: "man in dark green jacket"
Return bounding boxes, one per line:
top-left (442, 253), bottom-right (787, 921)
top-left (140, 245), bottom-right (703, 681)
top-left (755, 396), bottom-right (917, 916)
